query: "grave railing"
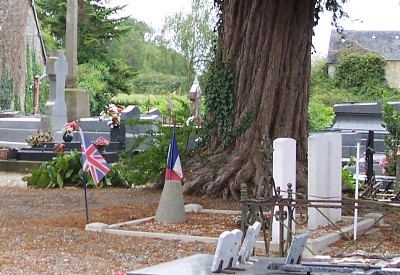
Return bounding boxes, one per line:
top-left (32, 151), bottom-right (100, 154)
top-left (240, 182), bottom-right (400, 258)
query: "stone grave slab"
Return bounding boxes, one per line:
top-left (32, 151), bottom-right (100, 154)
top-left (127, 254), bottom-right (285, 275)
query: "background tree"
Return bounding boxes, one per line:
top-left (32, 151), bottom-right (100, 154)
top-left (183, 0), bottom-right (348, 199)
top-left (162, 0), bottom-right (216, 76)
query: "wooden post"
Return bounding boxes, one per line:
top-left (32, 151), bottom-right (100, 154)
top-left (32, 75), bottom-right (40, 115)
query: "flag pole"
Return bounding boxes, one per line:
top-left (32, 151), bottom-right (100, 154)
top-left (83, 172), bottom-right (89, 224)
top-left (167, 127), bottom-right (174, 180)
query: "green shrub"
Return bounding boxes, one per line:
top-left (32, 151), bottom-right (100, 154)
top-left (78, 60), bottom-right (113, 116)
top-left (381, 103), bottom-right (400, 176)
top-left (121, 110), bottom-right (195, 186)
top-left (22, 149), bottom-right (131, 188)
top-left (308, 101), bottom-right (334, 131)
top-left (132, 72), bottom-right (189, 94)
top-left (334, 52), bottom-right (386, 91)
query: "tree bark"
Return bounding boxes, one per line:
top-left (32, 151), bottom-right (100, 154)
top-left (183, 0), bottom-right (314, 199)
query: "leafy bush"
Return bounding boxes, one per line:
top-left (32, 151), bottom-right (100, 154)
top-left (381, 103), bottom-right (400, 176)
top-left (334, 52), bottom-right (386, 91)
top-left (132, 72), bottom-right (189, 94)
top-left (121, 111), bottom-right (196, 186)
top-left (78, 60), bottom-right (113, 116)
top-left (308, 101), bottom-right (334, 131)
top-left (22, 149), bottom-right (131, 188)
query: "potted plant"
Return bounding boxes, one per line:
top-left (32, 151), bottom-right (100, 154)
top-left (62, 121), bottom-right (76, 142)
top-left (26, 130), bottom-right (53, 147)
top-left (93, 136), bottom-right (109, 153)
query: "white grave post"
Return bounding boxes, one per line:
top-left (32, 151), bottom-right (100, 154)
top-left (271, 138), bottom-right (296, 244)
top-left (45, 50), bottom-right (68, 142)
top-left (308, 134), bottom-right (329, 229)
top-left (326, 133), bottom-right (342, 223)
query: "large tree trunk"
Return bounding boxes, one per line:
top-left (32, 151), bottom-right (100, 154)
top-left (183, 0), bottom-right (314, 199)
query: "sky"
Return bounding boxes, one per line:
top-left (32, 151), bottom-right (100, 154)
top-left (110, 0), bottom-right (400, 57)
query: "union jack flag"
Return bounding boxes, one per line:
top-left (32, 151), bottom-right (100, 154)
top-left (79, 127), bottom-right (110, 185)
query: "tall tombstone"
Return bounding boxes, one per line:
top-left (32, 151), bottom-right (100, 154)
top-left (64, 0), bottom-right (90, 121)
top-left (326, 133), bottom-right (342, 223)
top-left (44, 50), bottom-right (68, 142)
top-left (271, 138), bottom-right (296, 244)
top-left (308, 133), bottom-right (342, 230)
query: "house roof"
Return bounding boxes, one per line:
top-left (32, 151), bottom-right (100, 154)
top-left (327, 30), bottom-right (400, 64)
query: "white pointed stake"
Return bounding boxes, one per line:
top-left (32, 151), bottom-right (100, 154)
top-left (354, 142), bottom-right (360, 240)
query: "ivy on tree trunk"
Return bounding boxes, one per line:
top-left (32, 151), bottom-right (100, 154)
top-left (184, 0), bottom-right (314, 199)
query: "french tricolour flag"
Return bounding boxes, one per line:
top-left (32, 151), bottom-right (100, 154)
top-left (165, 128), bottom-right (183, 181)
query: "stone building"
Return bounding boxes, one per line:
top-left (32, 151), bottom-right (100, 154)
top-left (327, 30), bottom-right (400, 89)
top-left (0, 0), bottom-right (46, 111)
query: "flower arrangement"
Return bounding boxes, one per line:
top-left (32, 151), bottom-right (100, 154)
top-left (26, 130), bottom-right (53, 147)
top-left (100, 104), bottom-right (124, 128)
top-left (379, 151), bottom-right (396, 176)
top-left (62, 121), bottom-right (77, 135)
top-left (93, 136), bottom-right (110, 146)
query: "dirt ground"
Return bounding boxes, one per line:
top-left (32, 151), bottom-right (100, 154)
top-left (1, 173), bottom-right (400, 274)
top-left (0, 175), bottom-right (241, 274)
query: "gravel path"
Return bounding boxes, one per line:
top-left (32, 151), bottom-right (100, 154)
top-left (0, 173), bottom-right (240, 274)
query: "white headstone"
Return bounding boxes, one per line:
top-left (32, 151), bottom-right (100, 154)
top-left (238, 221), bottom-right (262, 264)
top-left (326, 133), bottom-right (342, 223)
top-left (272, 138), bottom-right (296, 244)
top-left (211, 229), bottom-right (243, 272)
top-left (45, 50), bottom-right (68, 142)
top-left (308, 133), bottom-right (342, 230)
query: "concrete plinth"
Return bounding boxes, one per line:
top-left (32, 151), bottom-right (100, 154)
top-left (65, 88), bottom-right (90, 122)
top-left (155, 180), bottom-right (186, 223)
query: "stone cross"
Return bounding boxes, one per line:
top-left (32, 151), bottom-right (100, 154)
top-left (65, 0), bottom-right (78, 88)
top-left (45, 50), bottom-right (68, 142)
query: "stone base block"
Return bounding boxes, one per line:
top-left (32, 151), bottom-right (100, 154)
top-left (65, 88), bottom-right (90, 122)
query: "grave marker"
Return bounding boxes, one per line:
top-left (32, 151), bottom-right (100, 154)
top-left (272, 138), bottom-right (296, 244)
top-left (238, 221), bottom-right (262, 265)
top-left (308, 133), bottom-right (342, 230)
top-left (211, 229), bottom-right (243, 273)
top-left (44, 50), bottom-right (68, 142)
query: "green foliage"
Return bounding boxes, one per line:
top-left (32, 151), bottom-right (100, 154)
top-left (334, 52), bottom-right (386, 91)
top-left (308, 101), bottom-right (334, 131)
top-left (121, 108), bottom-right (194, 186)
top-left (23, 149), bottom-right (83, 188)
top-left (24, 44), bottom-right (43, 114)
top-left (112, 93), bottom-right (190, 121)
top-left (342, 158), bottom-right (363, 193)
top-left (36, 0), bottom-right (130, 64)
top-left (309, 56), bottom-right (400, 132)
top-left (132, 73), bottom-right (189, 95)
top-left (22, 149), bottom-right (131, 188)
top-left (381, 103), bottom-right (400, 176)
top-left (162, 0), bottom-right (216, 74)
top-left (77, 60), bottom-right (113, 116)
top-left (202, 60), bottom-right (234, 148)
top-left (0, 57), bottom-right (13, 110)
